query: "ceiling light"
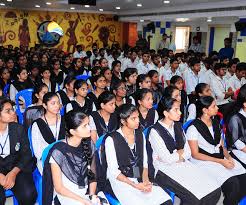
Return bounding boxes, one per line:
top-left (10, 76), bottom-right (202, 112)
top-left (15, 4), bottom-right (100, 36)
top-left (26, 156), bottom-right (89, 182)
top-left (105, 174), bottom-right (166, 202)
top-left (116, 6), bottom-right (120, 9)
top-left (137, 3), bottom-right (142, 7)
top-left (140, 19), bottom-right (144, 22)
top-left (7, 0), bottom-right (12, 2)
top-left (46, 2), bottom-right (51, 5)
top-left (0, 3), bottom-right (5, 6)
top-left (70, 7), bottom-right (75, 10)
top-left (163, 0), bottom-right (170, 3)
top-left (99, 8), bottom-right (103, 11)
top-left (84, 5), bottom-right (90, 8)
top-left (207, 17), bottom-right (212, 22)
top-left (35, 4), bottom-right (40, 7)
top-left (176, 18), bottom-right (189, 22)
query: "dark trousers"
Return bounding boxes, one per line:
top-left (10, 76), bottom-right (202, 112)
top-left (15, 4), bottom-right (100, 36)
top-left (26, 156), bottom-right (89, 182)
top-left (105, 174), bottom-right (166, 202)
top-left (155, 171), bottom-right (221, 205)
top-left (222, 174), bottom-right (246, 205)
top-left (0, 172), bottom-right (37, 205)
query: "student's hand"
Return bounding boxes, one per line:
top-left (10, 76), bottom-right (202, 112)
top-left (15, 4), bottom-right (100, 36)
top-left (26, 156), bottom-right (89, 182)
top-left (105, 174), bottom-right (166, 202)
top-left (177, 149), bottom-right (184, 157)
top-left (3, 170), bottom-right (17, 190)
top-left (134, 182), bottom-right (150, 192)
top-left (221, 159), bottom-right (235, 169)
top-left (0, 174), bottom-right (6, 187)
top-left (143, 181), bottom-right (152, 192)
top-left (91, 195), bottom-right (101, 205)
top-left (79, 198), bottom-right (93, 205)
top-left (228, 157), bottom-right (235, 165)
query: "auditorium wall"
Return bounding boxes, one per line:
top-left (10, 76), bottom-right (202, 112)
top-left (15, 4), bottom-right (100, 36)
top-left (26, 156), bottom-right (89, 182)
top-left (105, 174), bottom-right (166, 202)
top-left (0, 9), bottom-right (123, 52)
top-left (235, 18), bottom-right (246, 62)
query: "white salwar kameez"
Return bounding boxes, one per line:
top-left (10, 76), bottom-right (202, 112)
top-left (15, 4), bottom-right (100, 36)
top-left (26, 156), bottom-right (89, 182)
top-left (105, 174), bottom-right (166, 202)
top-left (105, 128), bottom-right (171, 205)
top-left (186, 125), bottom-right (246, 186)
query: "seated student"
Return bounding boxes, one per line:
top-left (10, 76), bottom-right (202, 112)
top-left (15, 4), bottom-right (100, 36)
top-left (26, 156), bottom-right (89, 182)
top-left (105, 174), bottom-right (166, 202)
top-left (228, 62), bottom-right (246, 92)
top-left (136, 88), bottom-right (158, 130)
top-left (42, 111), bottom-right (109, 205)
top-left (163, 58), bottom-right (181, 88)
top-left (186, 83), bottom-right (212, 121)
top-left (87, 74), bottom-right (107, 110)
top-left (170, 75), bottom-right (188, 122)
top-left (69, 58), bottom-right (84, 76)
top-left (149, 97), bottom-right (221, 205)
top-left (51, 60), bottom-right (66, 87)
top-left (223, 58), bottom-right (238, 82)
top-left (123, 68), bottom-right (138, 97)
top-left (9, 67), bottom-right (32, 102)
top-left (23, 83), bottom-right (48, 129)
top-left (228, 84), bottom-right (246, 168)
top-left (39, 66), bottom-right (59, 93)
top-left (186, 96), bottom-right (246, 205)
top-left (82, 56), bottom-right (92, 76)
top-left (136, 51), bottom-right (151, 74)
top-left (65, 79), bottom-right (95, 115)
top-left (101, 67), bottom-right (112, 91)
top-left (27, 64), bottom-right (40, 88)
top-left (90, 91), bottom-right (119, 143)
top-left (0, 67), bottom-right (11, 92)
top-left (104, 104), bottom-right (172, 205)
top-left (148, 70), bottom-right (164, 105)
top-left (111, 60), bottom-right (122, 86)
top-left (32, 92), bottom-right (65, 173)
top-left (57, 75), bottom-right (76, 107)
top-left (0, 97), bottom-right (37, 205)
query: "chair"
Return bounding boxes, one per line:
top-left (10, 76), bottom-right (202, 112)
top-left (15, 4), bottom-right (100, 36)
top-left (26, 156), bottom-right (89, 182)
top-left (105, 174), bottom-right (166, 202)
top-left (182, 119), bottom-right (194, 133)
top-left (76, 74), bottom-right (91, 81)
top-left (3, 83), bottom-right (10, 96)
top-left (5, 189), bottom-right (18, 205)
top-left (60, 105), bottom-right (65, 116)
top-left (153, 103), bottom-right (158, 110)
top-left (240, 196), bottom-right (246, 205)
top-left (42, 141), bottom-right (61, 167)
top-left (95, 134), bottom-right (106, 150)
top-left (217, 112), bottom-right (227, 148)
top-left (15, 89), bottom-right (34, 124)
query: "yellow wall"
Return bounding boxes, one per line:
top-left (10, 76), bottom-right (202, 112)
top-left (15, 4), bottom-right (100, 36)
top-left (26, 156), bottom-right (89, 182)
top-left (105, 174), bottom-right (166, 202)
top-left (213, 27), bottom-right (230, 52)
top-left (235, 32), bottom-right (246, 62)
top-left (0, 9), bottom-right (123, 52)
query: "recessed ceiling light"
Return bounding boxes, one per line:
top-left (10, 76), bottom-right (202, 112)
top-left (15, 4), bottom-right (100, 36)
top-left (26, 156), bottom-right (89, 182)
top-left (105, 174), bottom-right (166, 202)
top-left (46, 2), bottom-right (51, 5)
top-left (0, 3), bottom-right (5, 6)
top-left (84, 5), bottom-right (90, 8)
top-left (116, 6), bottom-right (120, 9)
top-left (7, 0), bottom-right (12, 2)
top-left (176, 18), bottom-right (189, 22)
top-left (35, 4), bottom-right (40, 7)
top-left (207, 17), bottom-right (212, 22)
top-left (137, 3), bottom-right (142, 7)
top-left (70, 7), bottom-right (75, 10)
top-left (140, 19), bottom-right (144, 22)
top-left (163, 0), bottom-right (170, 3)
top-left (99, 8), bottom-right (103, 11)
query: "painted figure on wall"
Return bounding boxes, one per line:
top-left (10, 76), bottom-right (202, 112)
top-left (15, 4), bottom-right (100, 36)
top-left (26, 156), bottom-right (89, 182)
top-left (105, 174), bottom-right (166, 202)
top-left (18, 18), bottom-right (30, 47)
top-left (65, 15), bottom-right (79, 52)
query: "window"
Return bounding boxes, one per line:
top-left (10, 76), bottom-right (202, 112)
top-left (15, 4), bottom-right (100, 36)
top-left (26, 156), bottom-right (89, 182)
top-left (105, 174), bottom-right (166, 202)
top-left (175, 27), bottom-right (190, 51)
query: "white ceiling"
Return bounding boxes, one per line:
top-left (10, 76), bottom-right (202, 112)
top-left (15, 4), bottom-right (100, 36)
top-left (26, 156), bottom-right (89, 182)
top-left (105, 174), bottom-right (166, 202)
top-left (0, 0), bottom-right (239, 13)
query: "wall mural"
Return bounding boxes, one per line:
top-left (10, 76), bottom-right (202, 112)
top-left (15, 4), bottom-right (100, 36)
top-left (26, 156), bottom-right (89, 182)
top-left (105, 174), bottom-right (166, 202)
top-left (0, 10), bottom-right (122, 51)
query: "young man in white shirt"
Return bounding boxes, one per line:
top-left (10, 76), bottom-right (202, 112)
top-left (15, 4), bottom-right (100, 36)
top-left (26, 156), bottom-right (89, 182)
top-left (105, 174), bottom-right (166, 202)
top-left (126, 50), bottom-right (139, 69)
top-left (188, 36), bottom-right (203, 53)
top-left (185, 58), bottom-right (201, 103)
top-left (228, 62), bottom-right (246, 92)
top-left (223, 59), bottom-right (238, 82)
top-left (136, 51), bottom-right (151, 74)
top-left (73, 45), bottom-right (86, 59)
top-left (163, 58), bottom-right (181, 87)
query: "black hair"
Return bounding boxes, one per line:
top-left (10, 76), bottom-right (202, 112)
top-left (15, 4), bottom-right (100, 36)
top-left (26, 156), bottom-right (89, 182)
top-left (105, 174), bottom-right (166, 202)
top-left (74, 79), bottom-right (87, 91)
top-left (170, 75), bottom-right (183, 85)
top-left (136, 88), bottom-right (153, 105)
top-left (100, 67), bottom-right (111, 76)
top-left (170, 58), bottom-right (178, 64)
top-left (196, 96), bottom-right (215, 118)
top-left (32, 83), bottom-right (48, 104)
top-left (195, 83), bottom-right (209, 97)
top-left (0, 67), bottom-right (9, 76)
top-left (92, 59), bottom-right (99, 66)
top-left (43, 92), bottom-right (58, 106)
top-left (98, 91), bottom-right (115, 109)
top-left (189, 57), bottom-right (200, 67)
top-left (93, 74), bottom-right (105, 85)
top-left (123, 68), bottom-right (138, 81)
top-left (91, 66), bottom-right (101, 76)
top-left (163, 85), bottom-right (179, 99)
top-left (236, 62), bottom-right (246, 72)
top-left (112, 60), bottom-right (121, 71)
top-left (136, 74), bottom-right (150, 88)
top-left (224, 38), bottom-right (232, 43)
top-left (40, 66), bottom-right (51, 74)
top-left (236, 84), bottom-right (246, 110)
top-left (148, 70), bottom-right (158, 78)
top-left (118, 104), bottom-right (138, 123)
top-left (111, 80), bottom-right (125, 91)
top-left (63, 74), bottom-right (76, 89)
top-left (157, 97), bottom-right (178, 119)
top-left (0, 96), bottom-right (14, 112)
top-left (16, 67), bottom-right (27, 75)
top-left (214, 63), bottom-right (226, 73)
top-left (99, 57), bottom-right (107, 65)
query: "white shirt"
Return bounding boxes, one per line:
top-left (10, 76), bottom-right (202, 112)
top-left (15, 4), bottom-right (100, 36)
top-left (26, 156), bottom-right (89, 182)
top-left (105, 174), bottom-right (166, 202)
top-left (0, 125), bottom-right (10, 158)
top-left (121, 57), bottom-right (129, 72)
top-left (199, 69), bottom-right (214, 85)
top-left (228, 74), bottom-right (246, 91)
top-left (73, 51), bottom-right (86, 59)
top-left (223, 71), bottom-right (233, 82)
top-left (210, 75), bottom-right (229, 105)
top-left (185, 70), bottom-right (200, 95)
top-left (149, 120), bottom-right (191, 167)
top-left (233, 109), bottom-right (246, 150)
top-left (189, 44), bottom-right (203, 53)
top-left (105, 128), bottom-right (148, 180)
top-left (65, 98), bottom-right (96, 113)
top-left (136, 61), bottom-right (152, 75)
top-left (179, 62), bottom-right (188, 76)
top-left (163, 68), bottom-right (182, 88)
top-left (187, 103), bottom-right (196, 121)
top-left (125, 59), bottom-right (139, 69)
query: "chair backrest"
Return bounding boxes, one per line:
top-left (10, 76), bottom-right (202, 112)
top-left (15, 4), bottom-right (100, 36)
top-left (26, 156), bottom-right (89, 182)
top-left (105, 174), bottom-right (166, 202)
top-left (183, 119), bottom-right (194, 132)
top-left (95, 134), bottom-right (106, 150)
top-left (15, 89), bottom-right (34, 124)
top-left (60, 105), bottom-right (65, 116)
top-left (3, 83), bottom-right (10, 96)
top-left (28, 126), bottom-right (34, 157)
top-left (153, 103), bottom-right (158, 110)
top-left (41, 141), bottom-right (61, 167)
top-left (76, 74), bottom-right (91, 81)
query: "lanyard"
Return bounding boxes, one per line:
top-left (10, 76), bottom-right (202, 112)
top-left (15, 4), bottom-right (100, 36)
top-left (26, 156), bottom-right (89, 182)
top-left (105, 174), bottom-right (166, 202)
top-left (218, 78), bottom-right (226, 92)
top-left (0, 134), bottom-right (9, 155)
top-left (44, 115), bottom-right (58, 140)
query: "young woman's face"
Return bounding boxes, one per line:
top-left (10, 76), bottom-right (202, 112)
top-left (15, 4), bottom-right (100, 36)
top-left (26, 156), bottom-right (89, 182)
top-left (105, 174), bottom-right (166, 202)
top-left (205, 100), bottom-right (218, 117)
top-left (171, 89), bottom-right (181, 102)
top-left (0, 59), bottom-right (4, 67)
top-left (53, 61), bottom-right (60, 70)
top-left (73, 116), bottom-right (90, 139)
top-left (165, 101), bottom-right (181, 122)
top-left (1, 69), bottom-right (10, 80)
top-left (66, 80), bottom-right (75, 92)
top-left (0, 102), bottom-right (16, 123)
top-left (124, 110), bottom-right (140, 130)
top-left (44, 96), bottom-right (61, 115)
top-left (101, 98), bottom-right (116, 114)
top-left (76, 59), bottom-right (82, 68)
top-left (18, 69), bottom-right (28, 81)
top-left (76, 83), bottom-right (88, 98)
top-left (151, 73), bottom-right (159, 84)
top-left (95, 77), bottom-right (106, 89)
top-left (115, 83), bottom-right (126, 98)
top-left (42, 70), bottom-right (51, 79)
top-left (42, 55), bottom-right (48, 63)
top-left (139, 92), bottom-right (153, 110)
top-left (127, 73), bottom-right (138, 85)
top-left (32, 55), bottom-right (39, 62)
top-left (104, 69), bottom-right (112, 82)
top-left (84, 58), bottom-right (90, 66)
top-left (101, 59), bottom-right (108, 68)
top-left (217, 68), bottom-right (226, 77)
top-left (36, 86), bottom-right (48, 102)
top-left (174, 79), bottom-right (183, 91)
top-left (140, 77), bottom-right (151, 89)
top-left (113, 63), bottom-right (121, 73)
top-left (200, 85), bottom-right (212, 97)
